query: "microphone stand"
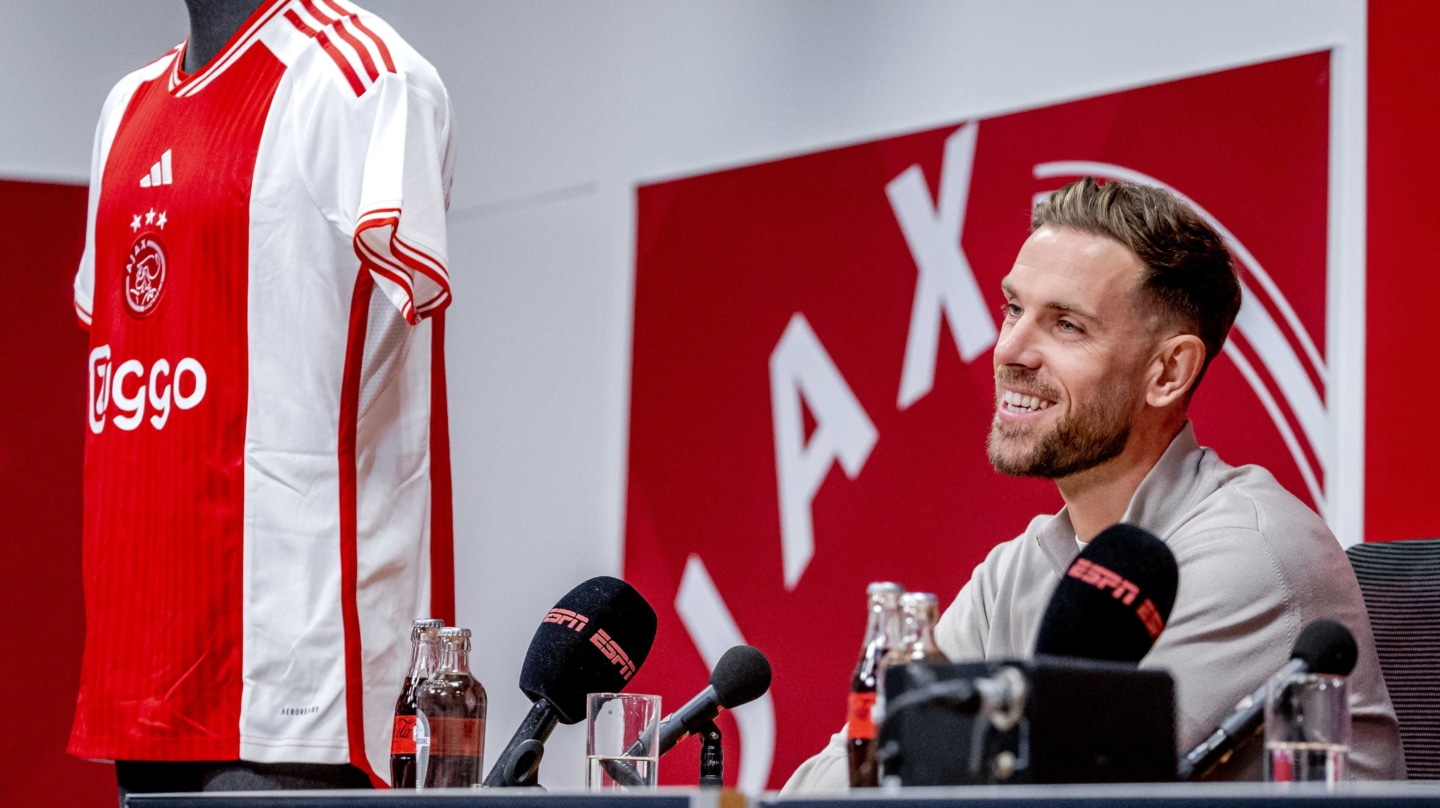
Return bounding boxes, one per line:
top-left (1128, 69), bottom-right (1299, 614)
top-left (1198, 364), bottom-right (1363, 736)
top-left (698, 720), bottom-right (723, 787)
top-left (483, 702), bottom-right (558, 788)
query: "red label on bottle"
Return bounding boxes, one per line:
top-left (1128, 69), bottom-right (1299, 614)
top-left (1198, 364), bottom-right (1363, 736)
top-left (391, 715), bottom-right (417, 755)
top-left (429, 717), bottom-right (485, 758)
top-left (846, 692), bottom-right (877, 739)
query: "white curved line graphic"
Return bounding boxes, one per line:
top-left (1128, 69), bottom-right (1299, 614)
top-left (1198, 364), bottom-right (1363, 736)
top-left (1223, 342), bottom-right (1327, 518)
top-left (676, 555), bottom-right (775, 793)
top-left (1232, 281), bottom-right (1327, 475)
top-left (1032, 161), bottom-right (1329, 495)
top-left (1034, 161), bottom-right (1327, 385)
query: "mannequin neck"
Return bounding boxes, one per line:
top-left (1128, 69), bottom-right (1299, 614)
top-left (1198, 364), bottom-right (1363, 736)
top-left (183, 0), bottom-right (266, 73)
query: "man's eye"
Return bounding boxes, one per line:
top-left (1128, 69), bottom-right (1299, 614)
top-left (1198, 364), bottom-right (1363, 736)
top-left (1058, 319), bottom-right (1082, 333)
top-left (1002, 302), bottom-right (1021, 318)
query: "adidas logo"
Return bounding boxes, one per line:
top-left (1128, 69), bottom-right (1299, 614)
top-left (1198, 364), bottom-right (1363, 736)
top-left (139, 149), bottom-right (173, 188)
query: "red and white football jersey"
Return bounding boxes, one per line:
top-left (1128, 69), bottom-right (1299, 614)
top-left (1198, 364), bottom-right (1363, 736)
top-left (70, 0), bottom-right (455, 782)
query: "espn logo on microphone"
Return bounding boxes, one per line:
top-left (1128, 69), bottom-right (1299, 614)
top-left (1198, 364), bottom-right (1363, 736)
top-left (1069, 558), bottom-right (1165, 639)
top-left (590, 629), bottom-right (638, 680)
top-left (542, 607), bottom-right (589, 631)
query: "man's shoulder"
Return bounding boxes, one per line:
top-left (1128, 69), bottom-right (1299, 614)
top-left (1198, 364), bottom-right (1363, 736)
top-left (1173, 447), bottom-right (1337, 557)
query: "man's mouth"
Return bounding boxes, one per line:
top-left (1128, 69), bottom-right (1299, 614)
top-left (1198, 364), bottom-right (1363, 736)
top-left (1000, 390), bottom-right (1055, 414)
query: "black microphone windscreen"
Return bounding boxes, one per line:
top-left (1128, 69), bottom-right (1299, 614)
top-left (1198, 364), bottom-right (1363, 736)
top-left (1034, 523), bottom-right (1179, 665)
top-left (709, 646), bottom-right (772, 709)
top-left (1291, 619), bottom-right (1358, 676)
top-left (518, 576), bottom-right (658, 725)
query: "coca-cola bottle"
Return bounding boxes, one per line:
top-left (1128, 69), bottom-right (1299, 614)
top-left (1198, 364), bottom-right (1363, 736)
top-left (391, 618), bottom-right (444, 788)
top-left (415, 627), bottom-right (487, 788)
top-left (847, 582), bottom-right (904, 788)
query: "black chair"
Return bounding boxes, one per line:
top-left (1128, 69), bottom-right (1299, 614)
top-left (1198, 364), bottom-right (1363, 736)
top-left (1346, 538), bottom-right (1440, 779)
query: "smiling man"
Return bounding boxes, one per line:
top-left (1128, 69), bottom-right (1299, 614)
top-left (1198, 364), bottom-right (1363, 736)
top-left (782, 178), bottom-right (1404, 789)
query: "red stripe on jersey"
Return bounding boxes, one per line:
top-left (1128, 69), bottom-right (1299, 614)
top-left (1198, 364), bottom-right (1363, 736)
top-left (299, 0), bottom-right (378, 83)
top-left (392, 233), bottom-right (449, 284)
top-left (344, 11), bottom-right (398, 74)
top-left (416, 289), bottom-right (451, 316)
top-left (338, 270), bottom-right (383, 788)
top-left (429, 311), bottom-right (456, 623)
top-left (331, 19), bottom-right (380, 82)
top-left (302, 0), bottom-right (336, 26)
top-left (284, 9), bottom-right (366, 96)
top-left (75, 301), bottom-right (92, 329)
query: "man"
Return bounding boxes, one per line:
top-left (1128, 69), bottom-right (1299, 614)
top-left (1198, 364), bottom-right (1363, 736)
top-left (71, 0), bottom-right (455, 797)
top-left (783, 178), bottom-right (1404, 789)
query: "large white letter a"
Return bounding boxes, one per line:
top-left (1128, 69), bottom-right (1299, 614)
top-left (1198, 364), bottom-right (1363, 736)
top-left (770, 313), bottom-right (878, 590)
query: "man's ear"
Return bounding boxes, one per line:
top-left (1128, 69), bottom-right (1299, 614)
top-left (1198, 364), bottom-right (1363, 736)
top-left (1147, 334), bottom-right (1206, 408)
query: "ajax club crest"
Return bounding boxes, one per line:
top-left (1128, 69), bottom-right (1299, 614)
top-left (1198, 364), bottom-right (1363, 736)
top-left (124, 234), bottom-right (167, 317)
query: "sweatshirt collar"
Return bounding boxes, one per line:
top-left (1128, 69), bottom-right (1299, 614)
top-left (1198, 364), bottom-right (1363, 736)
top-left (1034, 421), bottom-right (1207, 575)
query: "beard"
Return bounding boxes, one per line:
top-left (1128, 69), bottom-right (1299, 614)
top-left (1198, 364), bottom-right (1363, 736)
top-left (986, 372), bottom-right (1136, 479)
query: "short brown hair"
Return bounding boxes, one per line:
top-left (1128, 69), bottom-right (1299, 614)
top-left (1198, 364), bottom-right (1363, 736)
top-left (1032, 177), bottom-right (1241, 388)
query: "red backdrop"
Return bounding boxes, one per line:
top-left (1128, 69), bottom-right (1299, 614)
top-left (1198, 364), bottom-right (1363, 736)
top-left (0, 179), bottom-right (111, 805)
top-left (1366, 0), bottom-right (1440, 543)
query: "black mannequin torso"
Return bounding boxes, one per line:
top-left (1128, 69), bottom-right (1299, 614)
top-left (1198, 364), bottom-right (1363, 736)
top-left (183, 0), bottom-right (267, 73)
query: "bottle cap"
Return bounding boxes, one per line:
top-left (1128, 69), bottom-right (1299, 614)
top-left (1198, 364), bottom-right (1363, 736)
top-left (866, 581), bottom-right (904, 596)
top-left (438, 627), bottom-right (471, 638)
top-left (901, 592), bottom-right (937, 605)
top-left (412, 618), bottom-right (445, 629)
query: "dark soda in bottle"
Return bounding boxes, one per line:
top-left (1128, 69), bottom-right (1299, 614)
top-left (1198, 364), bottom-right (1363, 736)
top-left (416, 627), bottom-right (488, 788)
top-left (848, 582), bottom-right (904, 788)
top-left (391, 618), bottom-right (444, 787)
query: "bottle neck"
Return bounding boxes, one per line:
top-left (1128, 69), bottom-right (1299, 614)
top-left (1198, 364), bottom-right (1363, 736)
top-left (904, 606), bottom-right (943, 660)
top-left (880, 602), bottom-right (905, 649)
top-left (408, 630), bottom-right (440, 680)
top-left (437, 638), bottom-right (471, 675)
top-left (861, 598), bottom-right (885, 648)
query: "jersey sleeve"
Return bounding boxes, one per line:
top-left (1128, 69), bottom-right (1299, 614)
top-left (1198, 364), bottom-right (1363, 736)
top-left (297, 63), bottom-right (455, 325)
top-left (74, 116), bottom-right (103, 329)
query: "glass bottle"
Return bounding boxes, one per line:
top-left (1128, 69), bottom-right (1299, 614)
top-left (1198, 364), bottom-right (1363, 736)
top-left (876, 592), bottom-right (947, 785)
top-left (848, 582), bottom-right (904, 788)
top-left (391, 618), bottom-right (444, 788)
top-left (876, 593), bottom-right (947, 718)
top-left (415, 627), bottom-right (488, 788)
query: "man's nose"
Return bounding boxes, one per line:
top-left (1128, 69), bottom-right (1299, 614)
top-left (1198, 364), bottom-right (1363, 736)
top-left (993, 318), bottom-right (1040, 368)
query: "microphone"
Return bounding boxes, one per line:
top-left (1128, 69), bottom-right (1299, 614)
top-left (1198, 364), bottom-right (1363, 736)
top-left (482, 576), bottom-right (658, 787)
top-left (656, 645), bottom-right (772, 755)
top-left (1177, 619), bottom-right (1357, 781)
top-left (1034, 523), bottom-right (1180, 665)
top-left (606, 645), bottom-right (772, 785)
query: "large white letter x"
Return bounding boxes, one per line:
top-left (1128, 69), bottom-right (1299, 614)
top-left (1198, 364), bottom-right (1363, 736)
top-left (886, 122), bottom-right (997, 410)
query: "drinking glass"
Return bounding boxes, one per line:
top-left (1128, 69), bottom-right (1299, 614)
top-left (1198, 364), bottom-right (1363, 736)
top-left (1264, 672), bottom-right (1350, 784)
top-left (586, 692), bottom-right (661, 791)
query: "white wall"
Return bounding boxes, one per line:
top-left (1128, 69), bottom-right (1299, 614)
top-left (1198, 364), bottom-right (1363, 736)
top-left (2, 0), bottom-right (1364, 788)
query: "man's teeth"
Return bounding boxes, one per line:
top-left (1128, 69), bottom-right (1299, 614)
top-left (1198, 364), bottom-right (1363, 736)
top-left (1003, 391), bottom-right (1053, 413)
